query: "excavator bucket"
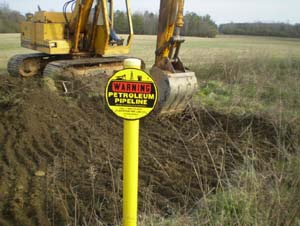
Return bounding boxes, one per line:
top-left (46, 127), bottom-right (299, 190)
top-left (151, 0), bottom-right (198, 115)
top-left (150, 66), bottom-right (198, 115)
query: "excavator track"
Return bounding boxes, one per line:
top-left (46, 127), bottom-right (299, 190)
top-left (7, 53), bottom-right (49, 77)
top-left (43, 56), bottom-right (129, 94)
top-left (7, 53), bottom-right (71, 77)
top-left (8, 53), bottom-right (129, 79)
top-left (43, 56), bottom-right (127, 77)
top-left (8, 53), bottom-right (144, 95)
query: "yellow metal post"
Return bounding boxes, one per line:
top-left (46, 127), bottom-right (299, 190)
top-left (123, 59), bottom-right (142, 226)
top-left (123, 119), bottom-right (139, 226)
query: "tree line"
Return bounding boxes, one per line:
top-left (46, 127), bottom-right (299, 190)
top-left (219, 23), bottom-right (300, 38)
top-left (2, 2), bottom-right (300, 39)
top-left (0, 2), bottom-right (24, 33)
top-left (0, 2), bottom-right (218, 38)
top-left (114, 10), bottom-right (218, 38)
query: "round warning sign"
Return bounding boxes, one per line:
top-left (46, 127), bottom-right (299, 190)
top-left (105, 68), bottom-right (158, 120)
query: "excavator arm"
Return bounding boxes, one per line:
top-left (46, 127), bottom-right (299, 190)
top-left (68, 0), bottom-right (113, 53)
top-left (151, 0), bottom-right (198, 115)
top-left (155, 0), bottom-right (184, 70)
top-left (63, 0), bottom-right (133, 54)
top-left (68, 0), bottom-right (94, 52)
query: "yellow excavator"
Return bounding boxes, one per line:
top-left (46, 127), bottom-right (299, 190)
top-left (7, 0), bottom-right (198, 115)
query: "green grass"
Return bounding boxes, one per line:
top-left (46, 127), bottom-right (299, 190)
top-left (130, 34), bottom-right (300, 121)
top-left (0, 33), bottom-right (34, 73)
top-left (192, 56), bottom-right (300, 121)
top-left (130, 35), bottom-right (300, 67)
top-left (131, 35), bottom-right (300, 225)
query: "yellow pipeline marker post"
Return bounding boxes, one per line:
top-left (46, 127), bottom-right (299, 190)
top-left (105, 59), bottom-right (158, 226)
top-left (123, 119), bottom-right (139, 226)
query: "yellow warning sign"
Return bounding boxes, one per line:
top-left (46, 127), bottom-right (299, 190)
top-left (105, 69), bottom-right (158, 120)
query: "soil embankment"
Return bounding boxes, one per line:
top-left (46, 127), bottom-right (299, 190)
top-left (0, 75), bottom-right (281, 226)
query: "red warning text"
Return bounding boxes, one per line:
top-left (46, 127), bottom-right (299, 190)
top-left (112, 82), bottom-right (152, 94)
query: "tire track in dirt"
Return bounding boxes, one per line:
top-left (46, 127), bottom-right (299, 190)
top-left (0, 122), bottom-right (12, 226)
top-left (1, 120), bottom-right (33, 225)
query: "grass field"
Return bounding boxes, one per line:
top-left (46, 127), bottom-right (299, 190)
top-left (121, 34), bottom-right (300, 226)
top-left (1, 34), bottom-right (300, 225)
top-left (132, 34), bottom-right (300, 121)
top-left (131, 34), bottom-right (300, 65)
top-left (2, 34), bottom-right (300, 69)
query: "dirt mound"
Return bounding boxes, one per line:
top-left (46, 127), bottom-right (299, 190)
top-left (0, 75), bottom-right (283, 226)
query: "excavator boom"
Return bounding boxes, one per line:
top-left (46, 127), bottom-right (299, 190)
top-left (151, 0), bottom-right (198, 115)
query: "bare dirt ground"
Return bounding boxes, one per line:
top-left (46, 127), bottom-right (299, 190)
top-left (0, 75), bottom-right (287, 226)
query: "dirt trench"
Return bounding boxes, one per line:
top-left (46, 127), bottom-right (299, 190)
top-left (0, 75), bottom-right (283, 226)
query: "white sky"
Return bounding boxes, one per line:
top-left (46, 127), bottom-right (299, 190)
top-left (4, 0), bottom-right (300, 24)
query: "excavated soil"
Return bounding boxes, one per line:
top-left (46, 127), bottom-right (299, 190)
top-left (0, 75), bottom-right (287, 225)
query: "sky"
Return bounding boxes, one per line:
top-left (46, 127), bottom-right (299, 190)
top-left (4, 0), bottom-right (300, 24)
